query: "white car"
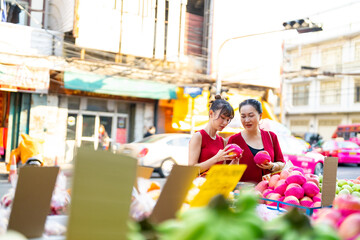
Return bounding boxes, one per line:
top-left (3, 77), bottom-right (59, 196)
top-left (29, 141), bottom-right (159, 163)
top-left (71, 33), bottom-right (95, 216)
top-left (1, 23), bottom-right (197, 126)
top-left (117, 133), bottom-right (191, 177)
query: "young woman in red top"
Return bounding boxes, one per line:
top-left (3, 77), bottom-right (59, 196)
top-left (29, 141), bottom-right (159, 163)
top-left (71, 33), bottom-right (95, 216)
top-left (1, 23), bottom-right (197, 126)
top-left (188, 95), bottom-right (237, 175)
top-left (228, 99), bottom-right (285, 183)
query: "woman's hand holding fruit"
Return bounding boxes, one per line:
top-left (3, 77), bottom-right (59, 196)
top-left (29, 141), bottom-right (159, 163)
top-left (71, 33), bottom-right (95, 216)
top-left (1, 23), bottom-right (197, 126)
top-left (214, 145), bottom-right (234, 163)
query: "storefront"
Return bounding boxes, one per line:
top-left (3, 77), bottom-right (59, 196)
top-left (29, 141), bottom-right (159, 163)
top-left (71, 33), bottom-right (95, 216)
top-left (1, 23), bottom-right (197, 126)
top-left (0, 63), bottom-right (49, 163)
top-left (62, 96), bottom-right (138, 163)
top-left (0, 91), bottom-right (10, 161)
top-left (48, 70), bottom-right (178, 164)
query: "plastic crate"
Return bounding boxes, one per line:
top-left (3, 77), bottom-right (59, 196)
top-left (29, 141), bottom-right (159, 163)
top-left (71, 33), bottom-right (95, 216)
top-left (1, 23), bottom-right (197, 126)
top-left (261, 197), bottom-right (331, 216)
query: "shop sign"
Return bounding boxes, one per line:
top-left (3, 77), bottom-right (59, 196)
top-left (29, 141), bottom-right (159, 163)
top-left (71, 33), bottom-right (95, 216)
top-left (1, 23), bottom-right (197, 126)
top-left (190, 164), bottom-right (247, 207)
top-left (67, 116), bottom-right (76, 126)
top-left (0, 64), bottom-right (49, 93)
top-left (184, 86), bottom-right (202, 98)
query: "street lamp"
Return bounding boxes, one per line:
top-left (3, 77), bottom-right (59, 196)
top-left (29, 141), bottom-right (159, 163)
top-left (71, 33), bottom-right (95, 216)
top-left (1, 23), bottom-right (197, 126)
top-left (215, 18), bottom-right (322, 95)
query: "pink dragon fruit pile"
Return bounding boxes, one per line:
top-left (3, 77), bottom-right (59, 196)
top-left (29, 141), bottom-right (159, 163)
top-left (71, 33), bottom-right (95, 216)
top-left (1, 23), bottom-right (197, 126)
top-left (312, 194), bottom-right (360, 240)
top-left (255, 167), bottom-right (321, 209)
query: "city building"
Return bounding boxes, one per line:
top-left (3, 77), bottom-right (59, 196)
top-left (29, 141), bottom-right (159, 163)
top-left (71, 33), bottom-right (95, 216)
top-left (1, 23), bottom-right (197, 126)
top-left (282, 31), bottom-right (360, 140)
top-left (0, 0), bottom-right (281, 166)
top-left (0, 0), bottom-right (212, 165)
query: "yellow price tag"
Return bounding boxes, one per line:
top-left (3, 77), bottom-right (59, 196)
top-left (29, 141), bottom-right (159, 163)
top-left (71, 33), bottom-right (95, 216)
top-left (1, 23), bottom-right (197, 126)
top-left (190, 164), bottom-right (247, 207)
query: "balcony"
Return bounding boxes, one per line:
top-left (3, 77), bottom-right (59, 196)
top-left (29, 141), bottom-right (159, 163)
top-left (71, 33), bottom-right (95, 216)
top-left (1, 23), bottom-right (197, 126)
top-left (0, 22), bottom-right (63, 57)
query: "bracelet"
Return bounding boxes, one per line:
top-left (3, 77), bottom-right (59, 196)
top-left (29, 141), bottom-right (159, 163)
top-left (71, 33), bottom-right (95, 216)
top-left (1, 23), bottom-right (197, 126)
top-left (271, 163), bottom-right (277, 171)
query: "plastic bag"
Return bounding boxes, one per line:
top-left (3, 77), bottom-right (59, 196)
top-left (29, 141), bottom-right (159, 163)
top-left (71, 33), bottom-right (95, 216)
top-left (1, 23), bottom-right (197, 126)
top-left (0, 207), bottom-right (10, 234)
top-left (256, 204), bottom-right (286, 221)
top-left (129, 178), bottom-right (159, 221)
top-left (0, 189), bottom-right (14, 209)
top-left (50, 171), bottom-right (71, 215)
top-left (44, 220), bottom-right (67, 236)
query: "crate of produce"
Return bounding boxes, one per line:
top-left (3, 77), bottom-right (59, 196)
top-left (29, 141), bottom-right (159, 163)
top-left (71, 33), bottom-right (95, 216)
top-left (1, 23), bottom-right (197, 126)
top-left (261, 197), bottom-right (331, 216)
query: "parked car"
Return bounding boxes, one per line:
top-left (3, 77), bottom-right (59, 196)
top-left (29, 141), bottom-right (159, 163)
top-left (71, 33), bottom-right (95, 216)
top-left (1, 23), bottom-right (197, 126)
top-left (319, 139), bottom-right (360, 166)
top-left (277, 135), bottom-right (325, 175)
top-left (116, 133), bottom-right (191, 177)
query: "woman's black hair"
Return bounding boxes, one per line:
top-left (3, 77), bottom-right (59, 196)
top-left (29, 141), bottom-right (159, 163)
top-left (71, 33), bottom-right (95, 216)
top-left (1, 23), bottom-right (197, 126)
top-left (239, 99), bottom-right (262, 114)
top-left (209, 95), bottom-right (234, 119)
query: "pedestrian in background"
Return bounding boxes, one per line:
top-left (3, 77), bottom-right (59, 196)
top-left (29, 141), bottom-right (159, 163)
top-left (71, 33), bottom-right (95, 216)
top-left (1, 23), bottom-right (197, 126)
top-left (188, 95), bottom-right (238, 176)
top-left (144, 126), bottom-right (156, 138)
top-left (99, 124), bottom-right (110, 150)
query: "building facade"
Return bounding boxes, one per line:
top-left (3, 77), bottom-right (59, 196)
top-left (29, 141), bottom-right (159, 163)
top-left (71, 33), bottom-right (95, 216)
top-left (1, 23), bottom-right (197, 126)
top-left (0, 0), bottom-right (214, 165)
top-left (282, 34), bottom-right (360, 140)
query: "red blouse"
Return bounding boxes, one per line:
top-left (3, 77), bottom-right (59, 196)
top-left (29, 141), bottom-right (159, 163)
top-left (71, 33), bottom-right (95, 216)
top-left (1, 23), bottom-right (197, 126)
top-left (228, 129), bottom-right (284, 184)
top-left (195, 130), bottom-right (225, 175)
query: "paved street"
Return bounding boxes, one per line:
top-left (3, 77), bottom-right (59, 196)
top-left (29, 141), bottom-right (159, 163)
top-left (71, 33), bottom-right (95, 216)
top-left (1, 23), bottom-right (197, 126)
top-left (337, 164), bottom-right (360, 179)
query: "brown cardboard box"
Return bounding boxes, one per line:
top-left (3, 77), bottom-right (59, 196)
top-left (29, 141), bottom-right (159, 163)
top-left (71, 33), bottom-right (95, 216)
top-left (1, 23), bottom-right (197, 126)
top-left (149, 165), bottom-right (199, 224)
top-left (66, 148), bottom-right (137, 240)
top-left (134, 166), bottom-right (154, 190)
top-left (137, 166), bottom-right (154, 179)
top-left (8, 166), bottom-right (60, 238)
top-left (321, 157), bottom-right (338, 206)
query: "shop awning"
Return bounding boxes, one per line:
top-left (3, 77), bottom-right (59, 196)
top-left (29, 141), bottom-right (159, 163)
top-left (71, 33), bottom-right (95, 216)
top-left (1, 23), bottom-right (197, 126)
top-left (63, 71), bottom-right (177, 100)
top-left (0, 64), bottom-right (49, 93)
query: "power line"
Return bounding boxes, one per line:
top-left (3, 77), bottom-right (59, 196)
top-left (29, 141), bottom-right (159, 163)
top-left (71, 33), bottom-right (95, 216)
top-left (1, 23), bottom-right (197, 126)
top-left (8, 0), bottom-right (360, 86)
top-left (307, 0), bottom-right (360, 18)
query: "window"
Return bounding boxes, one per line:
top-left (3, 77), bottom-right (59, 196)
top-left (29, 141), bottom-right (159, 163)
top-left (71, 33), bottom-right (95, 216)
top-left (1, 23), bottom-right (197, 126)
top-left (136, 135), bottom-right (166, 143)
top-left (320, 80), bottom-right (341, 105)
top-left (86, 99), bottom-right (109, 112)
top-left (290, 49), bottom-right (311, 71)
top-left (322, 141), bottom-right (336, 151)
top-left (164, 0), bottom-right (169, 56)
top-left (292, 83), bottom-right (309, 106)
top-left (167, 137), bottom-right (191, 147)
top-left (355, 79), bottom-right (360, 103)
top-left (4, 0), bottom-right (29, 25)
top-left (321, 46), bottom-right (342, 71)
top-left (318, 119), bottom-right (341, 126)
top-left (117, 102), bottom-right (130, 114)
top-left (337, 141), bottom-right (359, 148)
top-left (68, 97), bottom-right (80, 110)
top-left (66, 114), bottom-right (77, 140)
top-left (352, 119), bottom-right (360, 124)
top-left (355, 42), bottom-right (360, 61)
top-left (290, 120), bottom-right (309, 126)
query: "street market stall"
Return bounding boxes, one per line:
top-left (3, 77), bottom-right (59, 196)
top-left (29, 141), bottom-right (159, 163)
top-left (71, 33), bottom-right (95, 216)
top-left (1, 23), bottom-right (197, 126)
top-left (0, 146), bottom-right (359, 240)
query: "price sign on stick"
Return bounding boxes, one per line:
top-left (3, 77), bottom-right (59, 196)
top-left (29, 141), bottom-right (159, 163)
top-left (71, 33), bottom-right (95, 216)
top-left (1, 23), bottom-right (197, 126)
top-left (190, 164), bottom-right (247, 207)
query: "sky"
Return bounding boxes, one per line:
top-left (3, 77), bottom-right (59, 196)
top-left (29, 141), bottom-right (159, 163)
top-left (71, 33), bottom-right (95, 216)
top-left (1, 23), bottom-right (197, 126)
top-left (229, 0), bottom-right (360, 34)
top-left (211, 0), bottom-right (360, 88)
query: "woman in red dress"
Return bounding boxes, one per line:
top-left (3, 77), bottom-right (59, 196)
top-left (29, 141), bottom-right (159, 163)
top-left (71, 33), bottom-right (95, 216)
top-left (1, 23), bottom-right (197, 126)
top-left (228, 99), bottom-right (285, 183)
top-left (188, 95), bottom-right (237, 175)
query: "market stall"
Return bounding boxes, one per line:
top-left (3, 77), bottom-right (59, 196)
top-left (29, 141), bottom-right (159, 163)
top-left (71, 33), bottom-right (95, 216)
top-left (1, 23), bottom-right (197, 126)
top-left (0, 146), bottom-right (359, 240)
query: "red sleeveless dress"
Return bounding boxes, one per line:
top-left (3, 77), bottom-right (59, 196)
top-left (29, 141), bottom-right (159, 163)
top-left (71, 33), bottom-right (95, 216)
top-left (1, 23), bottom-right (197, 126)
top-left (197, 130), bottom-right (225, 175)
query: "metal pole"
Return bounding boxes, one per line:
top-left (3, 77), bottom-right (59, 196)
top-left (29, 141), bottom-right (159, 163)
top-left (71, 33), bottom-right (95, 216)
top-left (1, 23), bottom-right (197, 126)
top-left (215, 29), bottom-right (287, 95)
top-left (190, 97), bottom-right (195, 134)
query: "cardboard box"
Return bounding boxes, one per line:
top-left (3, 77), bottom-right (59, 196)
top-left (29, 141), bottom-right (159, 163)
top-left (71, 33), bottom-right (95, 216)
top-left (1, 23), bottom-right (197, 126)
top-left (321, 157), bottom-right (338, 206)
top-left (8, 166), bottom-right (60, 239)
top-left (134, 166), bottom-right (154, 190)
top-left (66, 148), bottom-right (138, 240)
top-left (149, 165), bottom-right (199, 224)
top-left (137, 166), bottom-right (154, 179)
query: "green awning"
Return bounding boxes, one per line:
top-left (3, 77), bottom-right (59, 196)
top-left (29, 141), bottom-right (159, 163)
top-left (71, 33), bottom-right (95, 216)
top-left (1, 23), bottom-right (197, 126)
top-left (63, 71), bottom-right (177, 100)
